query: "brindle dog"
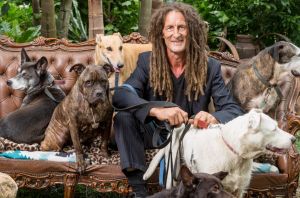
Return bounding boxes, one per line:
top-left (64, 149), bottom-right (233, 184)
top-left (40, 64), bottom-right (113, 173)
top-left (147, 166), bottom-right (233, 198)
top-left (229, 41), bottom-right (300, 112)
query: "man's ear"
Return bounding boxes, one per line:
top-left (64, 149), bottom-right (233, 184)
top-left (180, 165), bottom-right (196, 187)
top-left (69, 63), bottom-right (85, 75)
top-left (96, 34), bottom-right (104, 43)
top-left (248, 109), bottom-right (262, 130)
top-left (213, 171), bottom-right (228, 181)
top-left (21, 48), bottom-right (31, 65)
top-left (36, 56), bottom-right (48, 75)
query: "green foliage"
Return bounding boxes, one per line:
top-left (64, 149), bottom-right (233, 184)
top-left (17, 185), bottom-right (121, 198)
top-left (0, 1), bottom-right (40, 42)
top-left (103, 0), bottom-right (139, 35)
top-left (181, 0), bottom-right (300, 48)
top-left (68, 0), bottom-right (88, 42)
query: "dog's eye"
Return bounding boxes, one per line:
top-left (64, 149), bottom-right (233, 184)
top-left (85, 80), bottom-right (93, 87)
top-left (106, 47), bottom-right (112, 51)
top-left (119, 46), bottom-right (123, 51)
top-left (211, 184), bottom-right (220, 193)
top-left (22, 73), bottom-right (29, 78)
top-left (101, 80), bottom-right (107, 84)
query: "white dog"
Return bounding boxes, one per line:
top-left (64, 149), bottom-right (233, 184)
top-left (143, 109), bottom-right (295, 198)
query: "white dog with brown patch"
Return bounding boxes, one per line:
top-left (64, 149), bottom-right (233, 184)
top-left (143, 109), bottom-right (295, 198)
top-left (94, 33), bottom-right (152, 88)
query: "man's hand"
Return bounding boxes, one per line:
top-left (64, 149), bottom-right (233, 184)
top-left (189, 111), bottom-right (219, 128)
top-left (149, 107), bottom-right (188, 127)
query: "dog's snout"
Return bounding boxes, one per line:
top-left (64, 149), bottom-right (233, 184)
top-left (96, 91), bottom-right (103, 97)
top-left (117, 63), bottom-right (124, 68)
top-left (291, 136), bottom-right (296, 144)
top-left (6, 80), bottom-right (12, 86)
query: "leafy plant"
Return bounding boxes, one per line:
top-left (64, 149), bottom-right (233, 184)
top-left (103, 0), bottom-right (139, 35)
top-left (182, 0), bottom-right (300, 49)
top-left (0, 1), bottom-right (41, 42)
top-left (68, 0), bottom-right (88, 42)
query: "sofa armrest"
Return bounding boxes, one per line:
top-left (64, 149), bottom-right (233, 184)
top-left (276, 76), bottom-right (300, 182)
top-left (283, 113), bottom-right (300, 182)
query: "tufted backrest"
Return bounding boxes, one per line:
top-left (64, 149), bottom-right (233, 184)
top-left (2, 33), bottom-right (295, 124)
top-left (0, 37), bottom-right (95, 118)
top-left (0, 33), bottom-right (241, 118)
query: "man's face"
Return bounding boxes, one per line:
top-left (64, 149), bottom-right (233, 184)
top-left (162, 10), bottom-right (188, 56)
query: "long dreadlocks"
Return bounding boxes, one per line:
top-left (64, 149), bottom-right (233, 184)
top-left (149, 2), bottom-right (208, 101)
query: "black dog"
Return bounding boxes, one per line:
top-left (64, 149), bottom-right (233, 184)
top-left (147, 166), bottom-right (233, 198)
top-left (0, 49), bottom-right (65, 144)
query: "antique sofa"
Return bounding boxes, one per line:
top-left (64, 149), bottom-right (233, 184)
top-left (0, 33), bottom-right (299, 198)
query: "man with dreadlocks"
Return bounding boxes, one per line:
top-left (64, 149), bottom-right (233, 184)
top-left (112, 2), bottom-right (244, 197)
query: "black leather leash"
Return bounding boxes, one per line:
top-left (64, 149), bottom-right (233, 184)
top-left (161, 115), bottom-right (195, 187)
top-left (252, 63), bottom-right (283, 100)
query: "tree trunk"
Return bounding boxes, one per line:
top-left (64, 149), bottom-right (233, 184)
top-left (58, 0), bottom-right (73, 39)
top-left (40, 0), bottom-right (57, 38)
top-left (88, 0), bottom-right (104, 40)
top-left (32, 0), bottom-right (41, 26)
top-left (138, 0), bottom-right (152, 37)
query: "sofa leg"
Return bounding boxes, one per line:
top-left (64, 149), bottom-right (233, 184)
top-left (63, 173), bottom-right (78, 198)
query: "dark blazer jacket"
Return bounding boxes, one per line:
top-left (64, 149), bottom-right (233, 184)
top-left (113, 51), bottom-right (244, 124)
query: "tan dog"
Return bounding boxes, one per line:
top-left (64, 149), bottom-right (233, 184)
top-left (94, 33), bottom-right (152, 88)
top-left (40, 64), bottom-right (113, 173)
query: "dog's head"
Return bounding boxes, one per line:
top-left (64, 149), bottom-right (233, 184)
top-left (70, 63), bottom-right (110, 106)
top-left (266, 41), bottom-right (300, 76)
top-left (6, 48), bottom-right (49, 92)
top-left (180, 165), bottom-right (233, 198)
top-left (94, 33), bottom-right (124, 73)
top-left (239, 109), bottom-right (295, 158)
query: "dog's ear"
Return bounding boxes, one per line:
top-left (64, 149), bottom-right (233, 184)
top-left (36, 56), bottom-right (48, 75)
top-left (180, 165), bottom-right (197, 187)
top-left (268, 42), bottom-right (289, 63)
top-left (69, 63), bottom-right (85, 75)
top-left (21, 48), bottom-right (31, 65)
top-left (102, 65), bottom-right (114, 74)
top-left (95, 34), bottom-right (104, 43)
top-left (248, 109), bottom-right (262, 130)
top-left (213, 171), bottom-right (228, 181)
top-left (113, 32), bottom-right (123, 41)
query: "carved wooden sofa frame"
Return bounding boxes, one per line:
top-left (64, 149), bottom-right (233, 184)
top-left (0, 33), bottom-right (299, 198)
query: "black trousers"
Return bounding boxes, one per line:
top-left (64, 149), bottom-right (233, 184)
top-left (114, 111), bottom-right (164, 172)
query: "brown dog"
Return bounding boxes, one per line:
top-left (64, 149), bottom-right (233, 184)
top-left (147, 165), bottom-right (233, 198)
top-left (229, 41), bottom-right (300, 112)
top-left (40, 64), bottom-right (113, 173)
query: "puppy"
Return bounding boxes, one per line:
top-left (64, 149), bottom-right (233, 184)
top-left (144, 109), bottom-right (295, 197)
top-left (229, 41), bottom-right (300, 112)
top-left (0, 48), bottom-right (65, 144)
top-left (94, 33), bottom-right (152, 88)
top-left (40, 64), bottom-right (113, 173)
top-left (147, 165), bottom-right (233, 198)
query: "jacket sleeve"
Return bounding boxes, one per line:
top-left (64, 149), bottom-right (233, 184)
top-left (210, 60), bottom-right (245, 123)
top-left (112, 52), bottom-right (177, 124)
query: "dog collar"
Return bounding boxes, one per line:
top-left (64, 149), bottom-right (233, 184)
top-left (221, 134), bottom-right (239, 156)
top-left (252, 63), bottom-right (283, 100)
